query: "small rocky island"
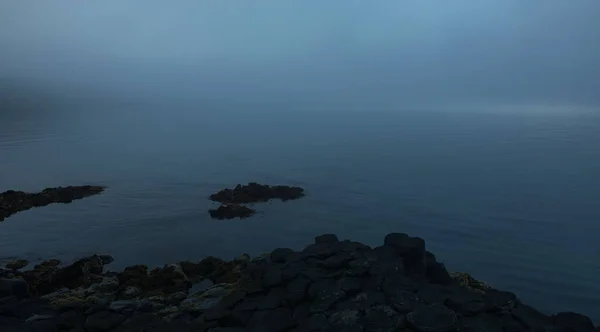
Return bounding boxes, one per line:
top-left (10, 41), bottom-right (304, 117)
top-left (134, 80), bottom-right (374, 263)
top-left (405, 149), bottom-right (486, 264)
top-left (1, 233), bottom-right (597, 331)
top-left (0, 186), bottom-right (106, 222)
top-left (209, 183), bottom-right (305, 220)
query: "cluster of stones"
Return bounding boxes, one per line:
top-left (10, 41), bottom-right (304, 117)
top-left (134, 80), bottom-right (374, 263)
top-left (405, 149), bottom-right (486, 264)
top-left (1, 233), bottom-right (598, 331)
top-left (0, 186), bottom-right (105, 222)
top-left (209, 183), bottom-right (305, 220)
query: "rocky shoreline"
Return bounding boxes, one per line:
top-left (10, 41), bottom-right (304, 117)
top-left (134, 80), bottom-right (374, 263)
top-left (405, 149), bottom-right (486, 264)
top-left (0, 186), bottom-right (105, 222)
top-left (1, 233), bottom-right (597, 331)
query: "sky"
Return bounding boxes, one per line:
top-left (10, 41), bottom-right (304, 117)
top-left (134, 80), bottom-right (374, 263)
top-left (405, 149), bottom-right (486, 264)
top-left (1, 1), bottom-right (599, 110)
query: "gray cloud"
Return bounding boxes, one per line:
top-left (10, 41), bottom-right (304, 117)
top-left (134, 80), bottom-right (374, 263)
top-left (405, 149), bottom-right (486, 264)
top-left (1, 0), bottom-right (599, 109)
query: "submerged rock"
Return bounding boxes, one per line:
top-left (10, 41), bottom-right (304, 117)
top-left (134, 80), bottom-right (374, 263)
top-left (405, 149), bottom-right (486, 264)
top-left (0, 185), bottom-right (105, 221)
top-left (5, 259), bottom-right (29, 270)
top-left (209, 182), bottom-right (304, 204)
top-left (209, 204), bottom-right (255, 220)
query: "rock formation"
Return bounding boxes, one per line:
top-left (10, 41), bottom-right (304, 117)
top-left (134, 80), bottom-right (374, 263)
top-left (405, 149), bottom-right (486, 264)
top-left (208, 183), bottom-right (305, 220)
top-left (0, 233), bottom-right (597, 331)
top-left (0, 186), bottom-right (105, 221)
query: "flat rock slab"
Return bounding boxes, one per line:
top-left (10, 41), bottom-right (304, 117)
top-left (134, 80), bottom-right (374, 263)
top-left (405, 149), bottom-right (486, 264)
top-left (0, 185), bottom-right (105, 221)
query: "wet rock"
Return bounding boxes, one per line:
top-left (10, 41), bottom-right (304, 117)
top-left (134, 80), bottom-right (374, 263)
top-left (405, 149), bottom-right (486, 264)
top-left (339, 277), bottom-right (362, 295)
top-left (271, 248), bottom-right (294, 263)
top-left (262, 266), bottom-right (283, 288)
top-left (406, 303), bottom-right (458, 332)
top-left (107, 299), bottom-right (140, 312)
top-left (318, 251), bottom-right (355, 269)
top-left (85, 310), bottom-right (126, 332)
top-left (361, 305), bottom-right (404, 332)
top-left (296, 313), bottom-right (330, 331)
top-left (460, 314), bottom-right (505, 332)
top-left (5, 259), bottom-right (29, 270)
top-left (510, 303), bottom-right (552, 330)
top-left (484, 289), bottom-right (517, 312)
top-left (285, 276), bottom-right (311, 303)
top-left (383, 233), bottom-right (426, 276)
top-left (315, 234), bottom-right (339, 245)
top-left (553, 312), bottom-right (595, 331)
top-left (0, 277), bottom-right (31, 299)
top-left (425, 252), bottom-right (453, 286)
top-left (0, 185), bottom-right (105, 221)
top-left (209, 204), bottom-right (255, 220)
top-left (247, 307), bottom-right (295, 332)
top-left (209, 182), bottom-right (305, 204)
top-left (23, 255), bottom-right (110, 296)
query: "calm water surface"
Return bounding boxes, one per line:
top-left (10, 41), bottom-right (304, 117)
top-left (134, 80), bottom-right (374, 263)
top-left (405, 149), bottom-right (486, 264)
top-left (1, 98), bottom-right (599, 321)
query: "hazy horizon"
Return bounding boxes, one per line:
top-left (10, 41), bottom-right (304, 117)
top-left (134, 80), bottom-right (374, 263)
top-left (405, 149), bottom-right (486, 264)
top-left (1, 1), bottom-right (600, 112)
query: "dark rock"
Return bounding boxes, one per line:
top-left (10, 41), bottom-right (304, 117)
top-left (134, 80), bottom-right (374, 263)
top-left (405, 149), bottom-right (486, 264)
top-left (383, 288), bottom-right (419, 313)
top-left (328, 309), bottom-right (363, 331)
top-left (484, 289), bottom-right (517, 312)
top-left (383, 233), bottom-right (426, 276)
top-left (510, 303), bottom-right (552, 330)
top-left (350, 291), bottom-right (386, 310)
top-left (209, 182), bottom-right (304, 204)
top-left (219, 289), bottom-right (247, 309)
top-left (286, 276), bottom-right (311, 303)
top-left (302, 243), bottom-right (339, 260)
top-left (339, 277), bottom-right (362, 295)
top-left (209, 204), bottom-right (255, 220)
top-left (282, 261), bottom-right (309, 281)
top-left (5, 259), bottom-right (29, 270)
top-left (23, 255), bottom-right (109, 296)
top-left (318, 251), bottom-right (355, 269)
top-left (84, 310), bottom-right (126, 332)
top-left (315, 234), bottom-right (339, 244)
top-left (247, 307), bottom-right (295, 332)
top-left (347, 257), bottom-right (371, 276)
top-left (255, 287), bottom-right (285, 310)
top-left (181, 256), bottom-right (240, 284)
top-left (295, 313), bottom-right (330, 331)
top-left (262, 266), bottom-right (283, 288)
top-left (417, 284), bottom-right (456, 304)
top-left (460, 314), bottom-right (504, 332)
top-left (58, 310), bottom-right (84, 330)
top-left (406, 303), bottom-right (458, 332)
top-left (0, 185), bottom-right (105, 221)
top-left (450, 272), bottom-right (489, 293)
top-left (553, 312), bottom-right (595, 331)
top-left (270, 248), bottom-right (294, 263)
top-left (425, 252), bottom-right (453, 286)
top-left (445, 289), bottom-right (487, 316)
top-left (0, 277), bottom-right (31, 299)
top-left (361, 305), bottom-right (405, 332)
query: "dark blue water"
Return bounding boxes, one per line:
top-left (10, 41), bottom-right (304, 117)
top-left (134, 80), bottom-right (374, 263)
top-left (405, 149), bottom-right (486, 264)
top-left (1, 97), bottom-right (599, 321)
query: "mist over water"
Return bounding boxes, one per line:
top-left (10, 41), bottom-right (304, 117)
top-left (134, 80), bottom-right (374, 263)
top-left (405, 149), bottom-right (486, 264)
top-left (1, 0), bottom-right (600, 322)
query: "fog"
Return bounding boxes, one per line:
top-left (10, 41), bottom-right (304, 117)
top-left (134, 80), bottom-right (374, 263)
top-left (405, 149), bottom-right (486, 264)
top-left (1, 1), bottom-right (599, 110)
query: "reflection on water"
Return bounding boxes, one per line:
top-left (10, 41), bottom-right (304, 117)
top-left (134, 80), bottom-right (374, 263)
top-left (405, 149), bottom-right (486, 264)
top-left (1, 98), bottom-right (599, 321)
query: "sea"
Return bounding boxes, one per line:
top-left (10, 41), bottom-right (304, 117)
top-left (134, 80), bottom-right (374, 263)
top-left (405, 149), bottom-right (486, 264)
top-left (1, 94), bottom-right (599, 321)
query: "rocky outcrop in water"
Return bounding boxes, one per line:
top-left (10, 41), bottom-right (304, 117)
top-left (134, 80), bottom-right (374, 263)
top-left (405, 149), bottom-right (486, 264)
top-left (209, 204), bottom-right (256, 220)
top-left (210, 183), bottom-right (305, 204)
top-left (0, 186), bottom-right (105, 222)
top-left (0, 233), bottom-right (597, 331)
top-left (208, 183), bottom-right (305, 219)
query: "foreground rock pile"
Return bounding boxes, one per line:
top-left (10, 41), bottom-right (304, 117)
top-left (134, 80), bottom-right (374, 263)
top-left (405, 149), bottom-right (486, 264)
top-left (209, 183), bottom-right (305, 219)
top-left (1, 233), bottom-right (598, 331)
top-left (0, 186), bottom-right (105, 222)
